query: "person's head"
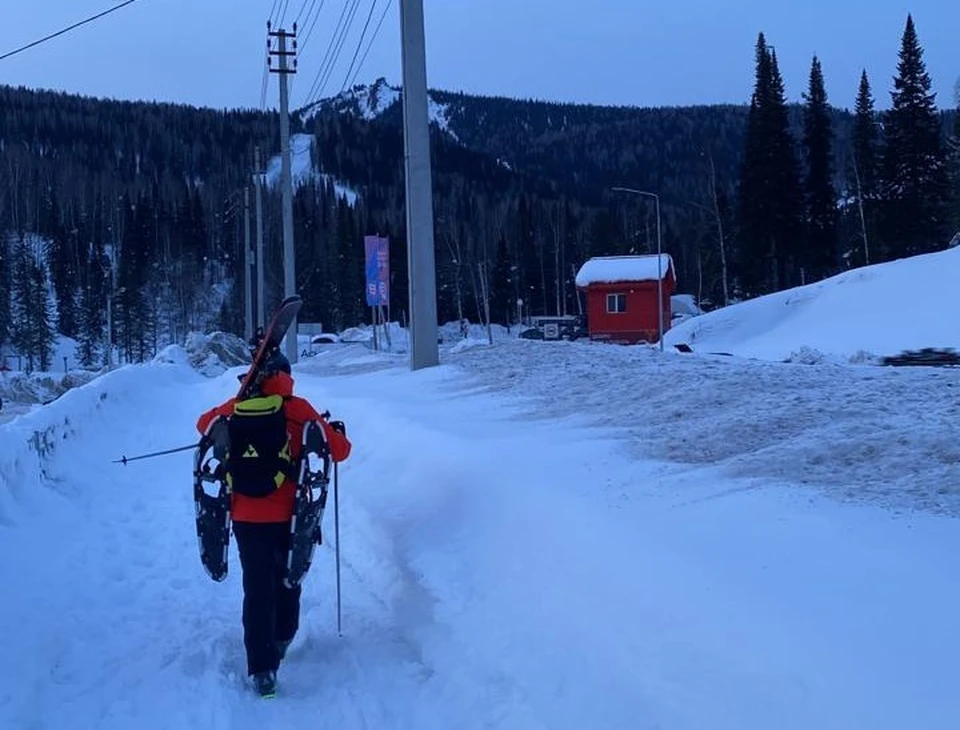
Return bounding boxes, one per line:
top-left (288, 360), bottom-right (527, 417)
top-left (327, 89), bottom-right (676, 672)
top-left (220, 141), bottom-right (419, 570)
top-left (260, 351), bottom-right (294, 397)
top-left (263, 350), bottom-right (291, 376)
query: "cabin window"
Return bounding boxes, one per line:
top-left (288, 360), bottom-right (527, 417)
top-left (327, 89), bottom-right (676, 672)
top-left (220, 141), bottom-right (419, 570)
top-left (606, 293), bottom-right (627, 313)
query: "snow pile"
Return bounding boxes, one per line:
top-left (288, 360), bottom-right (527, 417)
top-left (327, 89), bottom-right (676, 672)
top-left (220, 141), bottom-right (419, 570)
top-left (665, 248), bottom-right (960, 362)
top-left (339, 322), bottom-right (408, 353)
top-left (155, 332), bottom-right (249, 377)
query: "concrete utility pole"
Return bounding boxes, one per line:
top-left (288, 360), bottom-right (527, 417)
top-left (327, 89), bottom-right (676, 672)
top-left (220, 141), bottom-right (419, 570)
top-left (243, 187), bottom-right (253, 342)
top-left (254, 146), bottom-right (266, 329)
top-left (268, 22), bottom-right (298, 362)
top-left (400, 0), bottom-right (439, 370)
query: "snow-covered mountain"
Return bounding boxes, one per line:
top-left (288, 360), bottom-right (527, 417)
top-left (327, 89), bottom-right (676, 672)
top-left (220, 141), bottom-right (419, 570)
top-left (2, 250), bottom-right (959, 728)
top-left (303, 77), bottom-right (459, 140)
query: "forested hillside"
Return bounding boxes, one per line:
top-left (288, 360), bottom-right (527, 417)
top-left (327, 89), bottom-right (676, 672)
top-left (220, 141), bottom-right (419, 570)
top-left (1, 14), bottom-right (957, 369)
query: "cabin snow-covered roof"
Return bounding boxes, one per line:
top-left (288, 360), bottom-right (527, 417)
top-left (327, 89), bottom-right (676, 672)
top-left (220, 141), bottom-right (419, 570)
top-left (575, 255), bottom-right (674, 287)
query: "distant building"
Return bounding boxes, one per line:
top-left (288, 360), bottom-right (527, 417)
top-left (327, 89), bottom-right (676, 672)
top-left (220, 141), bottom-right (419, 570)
top-left (575, 254), bottom-right (676, 344)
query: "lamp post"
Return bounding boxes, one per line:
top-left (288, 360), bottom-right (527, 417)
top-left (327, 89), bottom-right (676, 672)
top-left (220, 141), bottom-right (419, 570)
top-left (612, 187), bottom-right (664, 351)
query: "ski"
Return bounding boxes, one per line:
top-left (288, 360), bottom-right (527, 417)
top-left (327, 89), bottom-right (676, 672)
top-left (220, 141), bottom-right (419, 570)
top-left (237, 295), bottom-right (303, 400)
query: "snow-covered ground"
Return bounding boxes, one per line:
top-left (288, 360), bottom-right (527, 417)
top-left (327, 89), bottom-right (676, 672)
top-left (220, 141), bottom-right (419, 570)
top-left (2, 251), bottom-right (960, 728)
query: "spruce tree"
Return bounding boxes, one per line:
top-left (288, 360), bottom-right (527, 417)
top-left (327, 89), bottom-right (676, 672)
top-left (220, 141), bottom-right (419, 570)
top-left (737, 34), bottom-right (805, 294)
top-left (850, 71), bottom-right (881, 264)
top-left (880, 14), bottom-right (949, 257)
top-left (10, 236), bottom-right (56, 371)
top-left (801, 56), bottom-right (838, 280)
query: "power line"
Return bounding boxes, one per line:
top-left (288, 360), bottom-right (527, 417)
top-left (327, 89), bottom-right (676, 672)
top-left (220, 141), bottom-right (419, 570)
top-left (0, 0), bottom-right (141, 62)
top-left (348, 0), bottom-right (393, 89)
top-left (299, 0), bottom-right (327, 53)
top-left (260, 59), bottom-right (270, 109)
top-left (308, 0), bottom-right (362, 105)
top-left (340, 0), bottom-right (379, 94)
top-left (302, 0), bottom-right (354, 105)
top-left (294, 0), bottom-right (316, 28)
top-left (268, 0), bottom-right (280, 25)
top-left (278, 0), bottom-right (292, 27)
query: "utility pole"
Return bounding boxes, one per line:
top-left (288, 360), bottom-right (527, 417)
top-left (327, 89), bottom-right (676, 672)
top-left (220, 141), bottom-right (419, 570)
top-left (268, 22), bottom-right (298, 362)
top-left (243, 187), bottom-right (253, 342)
top-left (254, 146), bottom-right (266, 329)
top-left (400, 0), bottom-right (439, 370)
top-left (612, 187), bottom-right (665, 351)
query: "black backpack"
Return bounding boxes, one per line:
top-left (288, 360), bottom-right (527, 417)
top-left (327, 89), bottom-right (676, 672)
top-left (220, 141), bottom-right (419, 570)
top-left (225, 394), bottom-right (293, 498)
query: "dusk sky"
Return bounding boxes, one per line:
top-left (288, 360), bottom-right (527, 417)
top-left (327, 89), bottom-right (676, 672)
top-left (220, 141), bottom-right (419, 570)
top-left (1, 1), bottom-right (956, 112)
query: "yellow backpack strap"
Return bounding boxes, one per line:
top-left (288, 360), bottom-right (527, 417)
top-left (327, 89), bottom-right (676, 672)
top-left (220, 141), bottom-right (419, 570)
top-left (233, 394), bottom-right (285, 416)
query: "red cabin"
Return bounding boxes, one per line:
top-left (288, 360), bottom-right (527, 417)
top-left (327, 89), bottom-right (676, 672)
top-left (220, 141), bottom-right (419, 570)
top-left (575, 254), bottom-right (676, 344)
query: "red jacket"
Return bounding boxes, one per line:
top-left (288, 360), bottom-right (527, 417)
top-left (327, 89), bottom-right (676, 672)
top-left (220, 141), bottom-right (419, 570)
top-left (196, 371), bottom-right (351, 523)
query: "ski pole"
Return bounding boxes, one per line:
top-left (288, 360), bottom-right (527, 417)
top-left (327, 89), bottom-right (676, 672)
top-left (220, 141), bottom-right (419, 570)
top-left (334, 460), bottom-right (342, 637)
top-left (113, 442), bottom-right (197, 465)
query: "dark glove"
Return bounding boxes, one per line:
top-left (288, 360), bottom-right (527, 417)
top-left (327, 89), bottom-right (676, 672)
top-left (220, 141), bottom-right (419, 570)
top-left (330, 420), bottom-right (346, 435)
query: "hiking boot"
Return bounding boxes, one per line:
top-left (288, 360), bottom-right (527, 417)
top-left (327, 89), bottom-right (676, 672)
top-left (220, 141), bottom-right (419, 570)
top-left (252, 670), bottom-right (277, 698)
top-left (277, 639), bottom-right (292, 662)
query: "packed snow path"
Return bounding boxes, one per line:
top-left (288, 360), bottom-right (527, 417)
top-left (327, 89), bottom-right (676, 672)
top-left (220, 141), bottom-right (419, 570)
top-left (1, 342), bottom-right (959, 729)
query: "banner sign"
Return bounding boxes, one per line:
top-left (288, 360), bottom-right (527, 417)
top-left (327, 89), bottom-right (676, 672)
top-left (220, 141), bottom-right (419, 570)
top-left (364, 235), bottom-right (390, 306)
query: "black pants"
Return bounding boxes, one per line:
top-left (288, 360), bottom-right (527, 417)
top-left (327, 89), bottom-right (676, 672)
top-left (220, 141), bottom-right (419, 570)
top-left (233, 521), bottom-right (301, 675)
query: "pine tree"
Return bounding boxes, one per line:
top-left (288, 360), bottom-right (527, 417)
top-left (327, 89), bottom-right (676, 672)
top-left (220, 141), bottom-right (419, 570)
top-left (801, 56), bottom-right (838, 280)
top-left (880, 14), bottom-right (949, 257)
top-left (850, 71), bottom-right (881, 265)
top-left (737, 34), bottom-right (805, 295)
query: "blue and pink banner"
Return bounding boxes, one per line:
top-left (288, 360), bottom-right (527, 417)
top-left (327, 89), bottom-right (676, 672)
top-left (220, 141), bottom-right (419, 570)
top-left (364, 235), bottom-right (390, 306)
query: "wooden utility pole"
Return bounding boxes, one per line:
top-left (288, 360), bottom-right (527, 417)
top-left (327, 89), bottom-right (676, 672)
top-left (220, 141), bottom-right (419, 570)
top-left (268, 22), bottom-right (298, 361)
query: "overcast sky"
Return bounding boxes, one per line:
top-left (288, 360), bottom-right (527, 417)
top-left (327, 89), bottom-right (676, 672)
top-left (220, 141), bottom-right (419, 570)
top-left (0, 1), bottom-right (956, 112)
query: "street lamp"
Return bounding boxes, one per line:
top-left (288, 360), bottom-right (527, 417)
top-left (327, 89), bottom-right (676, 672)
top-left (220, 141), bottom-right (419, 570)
top-left (612, 186), bottom-right (664, 351)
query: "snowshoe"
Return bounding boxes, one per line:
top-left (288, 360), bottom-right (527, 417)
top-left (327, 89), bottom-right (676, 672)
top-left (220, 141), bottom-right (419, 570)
top-left (284, 420), bottom-right (331, 588)
top-left (193, 416), bottom-right (232, 582)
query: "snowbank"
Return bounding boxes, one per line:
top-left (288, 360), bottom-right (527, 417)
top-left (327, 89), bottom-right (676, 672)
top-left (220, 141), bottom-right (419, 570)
top-left (665, 248), bottom-right (960, 362)
top-left (0, 362), bottom-right (200, 523)
top-left (155, 331), bottom-right (250, 377)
